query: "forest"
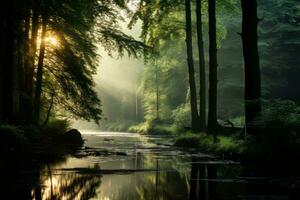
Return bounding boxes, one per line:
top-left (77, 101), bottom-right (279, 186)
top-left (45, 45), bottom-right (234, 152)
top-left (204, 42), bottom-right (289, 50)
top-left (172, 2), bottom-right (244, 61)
top-left (0, 0), bottom-right (300, 199)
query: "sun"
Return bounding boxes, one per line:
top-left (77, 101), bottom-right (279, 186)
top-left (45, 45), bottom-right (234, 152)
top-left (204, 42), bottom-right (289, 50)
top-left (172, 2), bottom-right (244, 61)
top-left (45, 34), bottom-right (59, 46)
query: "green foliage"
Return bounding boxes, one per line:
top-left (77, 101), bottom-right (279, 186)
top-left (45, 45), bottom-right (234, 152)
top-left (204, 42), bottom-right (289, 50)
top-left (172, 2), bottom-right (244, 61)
top-left (172, 104), bottom-right (191, 131)
top-left (129, 120), bottom-right (177, 135)
top-left (128, 122), bottom-right (150, 134)
top-left (100, 120), bottom-right (138, 132)
top-left (175, 132), bottom-right (244, 154)
top-left (0, 124), bottom-right (27, 142)
top-left (130, 0), bottom-right (241, 130)
top-left (1, 0), bottom-right (151, 125)
top-left (48, 0), bottom-right (149, 123)
top-left (263, 100), bottom-right (300, 128)
top-left (258, 0), bottom-right (300, 97)
top-left (43, 119), bottom-right (70, 136)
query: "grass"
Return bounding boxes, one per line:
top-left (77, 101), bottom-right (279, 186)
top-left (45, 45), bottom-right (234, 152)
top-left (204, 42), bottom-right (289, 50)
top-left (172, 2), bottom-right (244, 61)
top-left (174, 132), bottom-right (245, 156)
top-left (100, 120), bottom-right (139, 132)
top-left (129, 121), bottom-right (177, 135)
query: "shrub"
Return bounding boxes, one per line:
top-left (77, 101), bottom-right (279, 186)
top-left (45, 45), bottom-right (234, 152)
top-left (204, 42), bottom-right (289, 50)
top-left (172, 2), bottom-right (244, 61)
top-left (175, 132), bottom-right (245, 155)
top-left (172, 104), bottom-right (191, 131)
top-left (43, 119), bottom-right (70, 136)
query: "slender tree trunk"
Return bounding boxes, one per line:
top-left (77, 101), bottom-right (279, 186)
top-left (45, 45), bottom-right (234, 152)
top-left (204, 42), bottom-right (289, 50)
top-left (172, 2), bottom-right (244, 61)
top-left (41, 92), bottom-right (54, 129)
top-left (241, 0), bottom-right (262, 134)
top-left (33, 16), bottom-right (47, 125)
top-left (0, 6), bottom-right (7, 121)
top-left (196, 0), bottom-right (206, 131)
top-left (19, 9), bottom-right (32, 123)
top-left (185, 0), bottom-right (200, 132)
top-left (207, 0), bottom-right (218, 136)
top-left (155, 65), bottom-right (160, 120)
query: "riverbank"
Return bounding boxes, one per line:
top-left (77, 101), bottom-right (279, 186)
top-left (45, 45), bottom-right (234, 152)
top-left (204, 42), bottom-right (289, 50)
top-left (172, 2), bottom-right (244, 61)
top-left (174, 129), bottom-right (300, 164)
top-left (0, 121), bottom-right (84, 162)
top-left (174, 132), bottom-right (245, 159)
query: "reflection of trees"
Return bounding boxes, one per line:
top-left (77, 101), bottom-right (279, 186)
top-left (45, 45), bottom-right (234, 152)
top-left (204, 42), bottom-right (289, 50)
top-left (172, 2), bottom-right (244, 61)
top-left (135, 158), bottom-right (189, 200)
top-left (36, 165), bottom-right (102, 200)
top-left (189, 158), bottom-right (217, 200)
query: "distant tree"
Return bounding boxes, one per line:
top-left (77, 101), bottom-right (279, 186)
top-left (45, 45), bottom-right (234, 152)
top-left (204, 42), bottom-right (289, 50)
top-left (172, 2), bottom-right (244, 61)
top-left (259, 0), bottom-right (300, 100)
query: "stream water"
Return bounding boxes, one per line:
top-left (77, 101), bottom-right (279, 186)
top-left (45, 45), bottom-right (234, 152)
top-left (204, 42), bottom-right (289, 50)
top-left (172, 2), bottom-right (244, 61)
top-left (1, 131), bottom-right (299, 200)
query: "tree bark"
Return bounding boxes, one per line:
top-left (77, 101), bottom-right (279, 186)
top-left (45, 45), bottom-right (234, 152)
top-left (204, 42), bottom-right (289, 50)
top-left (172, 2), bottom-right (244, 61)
top-left (155, 64), bottom-right (160, 120)
top-left (19, 9), bottom-right (32, 123)
top-left (1, 1), bottom-right (16, 123)
top-left (41, 92), bottom-right (54, 129)
top-left (196, 0), bottom-right (206, 131)
top-left (207, 0), bottom-right (218, 136)
top-left (33, 16), bottom-right (47, 125)
top-left (22, 7), bottom-right (40, 123)
top-left (241, 0), bottom-right (262, 134)
top-left (185, 0), bottom-right (200, 132)
top-left (0, 7), bottom-right (6, 121)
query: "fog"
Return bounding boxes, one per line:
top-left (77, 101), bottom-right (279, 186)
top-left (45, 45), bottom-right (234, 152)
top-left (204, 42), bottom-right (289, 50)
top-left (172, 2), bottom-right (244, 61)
top-left (73, 17), bottom-right (145, 131)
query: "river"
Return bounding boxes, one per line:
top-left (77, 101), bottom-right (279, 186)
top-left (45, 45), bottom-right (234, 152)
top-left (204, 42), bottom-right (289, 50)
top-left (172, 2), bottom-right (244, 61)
top-left (1, 131), bottom-right (299, 199)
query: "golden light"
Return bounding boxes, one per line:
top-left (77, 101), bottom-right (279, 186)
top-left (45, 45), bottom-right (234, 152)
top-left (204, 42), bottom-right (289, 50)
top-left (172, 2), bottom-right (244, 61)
top-left (45, 35), bottom-right (59, 46)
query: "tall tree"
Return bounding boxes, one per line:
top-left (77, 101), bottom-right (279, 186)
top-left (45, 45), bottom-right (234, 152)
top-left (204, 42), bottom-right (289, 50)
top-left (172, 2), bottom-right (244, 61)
top-left (196, 0), bottom-right (206, 131)
top-left (1, 1), bottom-right (16, 123)
top-left (155, 64), bottom-right (160, 120)
top-left (22, 3), bottom-right (40, 123)
top-left (207, 0), bottom-right (218, 135)
top-left (33, 15), bottom-right (47, 125)
top-left (241, 0), bottom-right (261, 133)
top-left (185, 0), bottom-right (200, 132)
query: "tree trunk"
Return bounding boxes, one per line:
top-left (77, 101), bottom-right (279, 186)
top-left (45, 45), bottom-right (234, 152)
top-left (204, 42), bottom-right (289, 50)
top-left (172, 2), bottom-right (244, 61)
top-left (207, 0), bottom-right (218, 136)
top-left (196, 0), bottom-right (206, 131)
top-left (1, 1), bottom-right (16, 123)
top-left (155, 64), bottom-right (160, 120)
top-left (19, 9), bottom-right (32, 123)
top-left (33, 16), bottom-right (47, 125)
top-left (41, 92), bottom-right (54, 129)
top-left (241, 0), bottom-right (262, 134)
top-left (185, 0), bottom-right (200, 132)
top-left (21, 8), bottom-right (40, 123)
top-left (0, 8), bottom-right (6, 121)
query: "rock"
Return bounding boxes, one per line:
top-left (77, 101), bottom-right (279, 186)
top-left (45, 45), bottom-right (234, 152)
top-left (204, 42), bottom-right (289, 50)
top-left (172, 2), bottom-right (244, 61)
top-left (116, 152), bottom-right (127, 156)
top-left (64, 129), bottom-right (84, 146)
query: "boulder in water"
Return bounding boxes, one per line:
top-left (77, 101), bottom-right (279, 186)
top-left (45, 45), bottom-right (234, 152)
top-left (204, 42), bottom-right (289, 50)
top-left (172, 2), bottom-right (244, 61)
top-left (64, 129), bottom-right (84, 146)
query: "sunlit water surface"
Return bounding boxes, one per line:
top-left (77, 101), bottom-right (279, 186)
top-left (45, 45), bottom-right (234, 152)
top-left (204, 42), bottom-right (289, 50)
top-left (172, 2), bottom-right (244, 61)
top-left (2, 131), bottom-right (299, 200)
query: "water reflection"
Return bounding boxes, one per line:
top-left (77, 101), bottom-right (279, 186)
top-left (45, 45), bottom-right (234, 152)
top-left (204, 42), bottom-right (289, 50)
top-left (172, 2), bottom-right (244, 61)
top-left (1, 133), bottom-right (299, 200)
top-left (36, 164), bottom-right (102, 200)
top-left (189, 158), bottom-right (217, 200)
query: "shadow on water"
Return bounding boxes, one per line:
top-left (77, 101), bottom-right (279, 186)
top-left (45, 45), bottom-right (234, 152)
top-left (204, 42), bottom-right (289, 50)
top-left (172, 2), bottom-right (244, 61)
top-left (1, 133), bottom-right (300, 200)
top-left (188, 157), bottom-right (300, 200)
top-left (0, 161), bottom-right (102, 200)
